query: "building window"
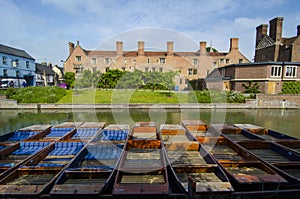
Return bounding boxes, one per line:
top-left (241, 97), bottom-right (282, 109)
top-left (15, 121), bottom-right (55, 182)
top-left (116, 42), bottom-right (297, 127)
top-left (132, 59), bottom-right (136, 64)
top-left (159, 67), bottom-right (163, 72)
top-left (105, 67), bottom-right (110, 72)
top-left (239, 59), bottom-right (243, 63)
top-left (213, 62), bottom-right (217, 67)
top-left (92, 67), bottom-right (96, 73)
top-left (152, 67), bottom-right (155, 71)
top-left (16, 71), bottom-right (20, 77)
top-left (226, 59), bottom-right (230, 64)
top-left (147, 58), bottom-right (150, 64)
top-left (105, 58), bottom-right (110, 65)
top-left (121, 67), bottom-right (126, 71)
top-left (221, 68), bottom-right (225, 77)
top-left (220, 59), bottom-right (224, 64)
top-left (271, 66), bottom-right (282, 77)
top-left (26, 61), bottom-right (30, 68)
top-left (193, 59), bottom-right (198, 65)
top-left (159, 58), bottom-right (166, 64)
top-left (193, 69), bottom-right (197, 75)
top-left (75, 56), bottom-right (81, 62)
top-left (188, 68), bottom-right (193, 75)
top-left (3, 69), bottom-right (7, 77)
top-left (185, 79), bottom-right (189, 84)
top-left (2, 56), bottom-right (7, 64)
top-left (12, 59), bottom-right (18, 67)
top-left (262, 54), bottom-right (266, 59)
top-left (180, 79), bottom-right (182, 84)
top-left (91, 58), bottom-right (97, 64)
top-left (145, 67), bottom-right (149, 72)
top-left (285, 66), bottom-right (297, 77)
top-left (124, 58), bottom-right (127, 63)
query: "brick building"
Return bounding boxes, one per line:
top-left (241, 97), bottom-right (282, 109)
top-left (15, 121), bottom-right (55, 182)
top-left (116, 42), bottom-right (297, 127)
top-left (255, 17), bottom-right (300, 62)
top-left (205, 62), bottom-right (300, 94)
top-left (64, 39), bottom-right (249, 90)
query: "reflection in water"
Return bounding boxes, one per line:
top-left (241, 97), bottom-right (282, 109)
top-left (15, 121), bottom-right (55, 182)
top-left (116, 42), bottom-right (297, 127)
top-left (0, 109), bottom-right (299, 138)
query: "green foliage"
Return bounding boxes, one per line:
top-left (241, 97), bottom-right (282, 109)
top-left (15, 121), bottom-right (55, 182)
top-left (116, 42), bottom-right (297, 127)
top-left (98, 69), bottom-right (126, 89)
top-left (188, 90), bottom-right (245, 103)
top-left (282, 81), bottom-right (300, 94)
top-left (75, 70), bottom-right (102, 88)
top-left (6, 88), bottom-right (17, 98)
top-left (226, 91), bottom-right (245, 103)
top-left (8, 86), bottom-right (66, 103)
top-left (242, 81), bottom-right (261, 94)
top-left (64, 72), bottom-right (75, 89)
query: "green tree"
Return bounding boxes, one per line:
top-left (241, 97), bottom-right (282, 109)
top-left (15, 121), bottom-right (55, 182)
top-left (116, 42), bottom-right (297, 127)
top-left (64, 72), bottom-right (75, 89)
top-left (116, 70), bottom-right (143, 89)
top-left (98, 69), bottom-right (125, 89)
top-left (74, 70), bottom-right (102, 88)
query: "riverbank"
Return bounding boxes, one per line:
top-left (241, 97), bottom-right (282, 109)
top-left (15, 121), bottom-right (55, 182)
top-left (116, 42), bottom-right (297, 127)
top-left (1, 93), bottom-right (299, 109)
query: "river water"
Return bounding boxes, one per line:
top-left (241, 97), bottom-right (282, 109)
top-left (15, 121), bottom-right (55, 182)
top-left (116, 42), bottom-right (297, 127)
top-left (0, 109), bottom-right (299, 138)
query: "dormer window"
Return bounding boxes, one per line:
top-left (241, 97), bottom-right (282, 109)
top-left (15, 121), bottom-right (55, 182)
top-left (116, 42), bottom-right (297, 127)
top-left (75, 56), bottom-right (81, 62)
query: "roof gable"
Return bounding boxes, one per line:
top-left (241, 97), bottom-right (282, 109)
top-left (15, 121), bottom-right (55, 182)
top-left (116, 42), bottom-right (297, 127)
top-left (0, 44), bottom-right (35, 60)
top-left (36, 63), bottom-right (55, 75)
top-left (256, 35), bottom-right (275, 50)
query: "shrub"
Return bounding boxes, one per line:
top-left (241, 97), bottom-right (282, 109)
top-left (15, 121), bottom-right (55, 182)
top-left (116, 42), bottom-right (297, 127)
top-left (282, 82), bottom-right (300, 94)
top-left (189, 90), bottom-right (245, 103)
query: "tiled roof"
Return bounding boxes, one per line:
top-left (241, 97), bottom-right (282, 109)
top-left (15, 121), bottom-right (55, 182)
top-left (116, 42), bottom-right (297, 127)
top-left (282, 36), bottom-right (298, 47)
top-left (0, 44), bottom-right (35, 60)
top-left (87, 50), bottom-right (117, 57)
top-left (36, 63), bottom-right (55, 75)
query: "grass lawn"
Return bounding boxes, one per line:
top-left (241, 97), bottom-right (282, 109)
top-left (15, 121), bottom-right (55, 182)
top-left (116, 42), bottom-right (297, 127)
top-left (57, 89), bottom-right (190, 104)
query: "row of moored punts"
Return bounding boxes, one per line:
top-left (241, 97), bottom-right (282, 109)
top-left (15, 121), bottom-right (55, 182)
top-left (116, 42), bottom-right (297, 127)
top-left (0, 121), bottom-right (300, 198)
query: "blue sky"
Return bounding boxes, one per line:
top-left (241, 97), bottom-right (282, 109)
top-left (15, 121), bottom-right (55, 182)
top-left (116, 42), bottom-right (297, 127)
top-left (1, 0), bottom-right (300, 65)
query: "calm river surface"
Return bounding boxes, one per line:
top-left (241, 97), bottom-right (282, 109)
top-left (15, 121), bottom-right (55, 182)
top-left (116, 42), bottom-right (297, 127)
top-left (0, 108), bottom-right (299, 138)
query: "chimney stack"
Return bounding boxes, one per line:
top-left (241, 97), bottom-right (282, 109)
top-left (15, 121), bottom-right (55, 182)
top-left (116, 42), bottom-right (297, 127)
top-left (297, 25), bottom-right (300, 36)
top-left (68, 42), bottom-right (75, 55)
top-left (138, 41), bottom-right (145, 56)
top-left (116, 41), bottom-right (123, 56)
top-left (256, 24), bottom-right (268, 47)
top-left (229, 38), bottom-right (239, 52)
top-left (269, 17), bottom-right (283, 42)
top-left (200, 41), bottom-right (207, 55)
top-left (167, 41), bottom-right (174, 56)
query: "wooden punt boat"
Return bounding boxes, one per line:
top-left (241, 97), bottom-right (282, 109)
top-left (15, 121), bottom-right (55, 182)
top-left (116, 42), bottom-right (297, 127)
top-left (0, 125), bottom-right (51, 144)
top-left (276, 140), bottom-right (300, 155)
top-left (164, 141), bottom-right (233, 194)
top-left (0, 140), bottom-right (85, 197)
top-left (237, 141), bottom-right (300, 165)
top-left (50, 124), bottom-right (129, 197)
top-left (212, 124), bottom-right (264, 141)
top-left (113, 122), bottom-right (169, 196)
top-left (160, 124), bottom-right (190, 143)
top-left (181, 120), bottom-right (214, 141)
top-left (129, 122), bottom-right (159, 140)
top-left (199, 136), bottom-right (288, 191)
top-left (234, 124), bottom-right (297, 141)
top-left (0, 141), bottom-right (52, 177)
